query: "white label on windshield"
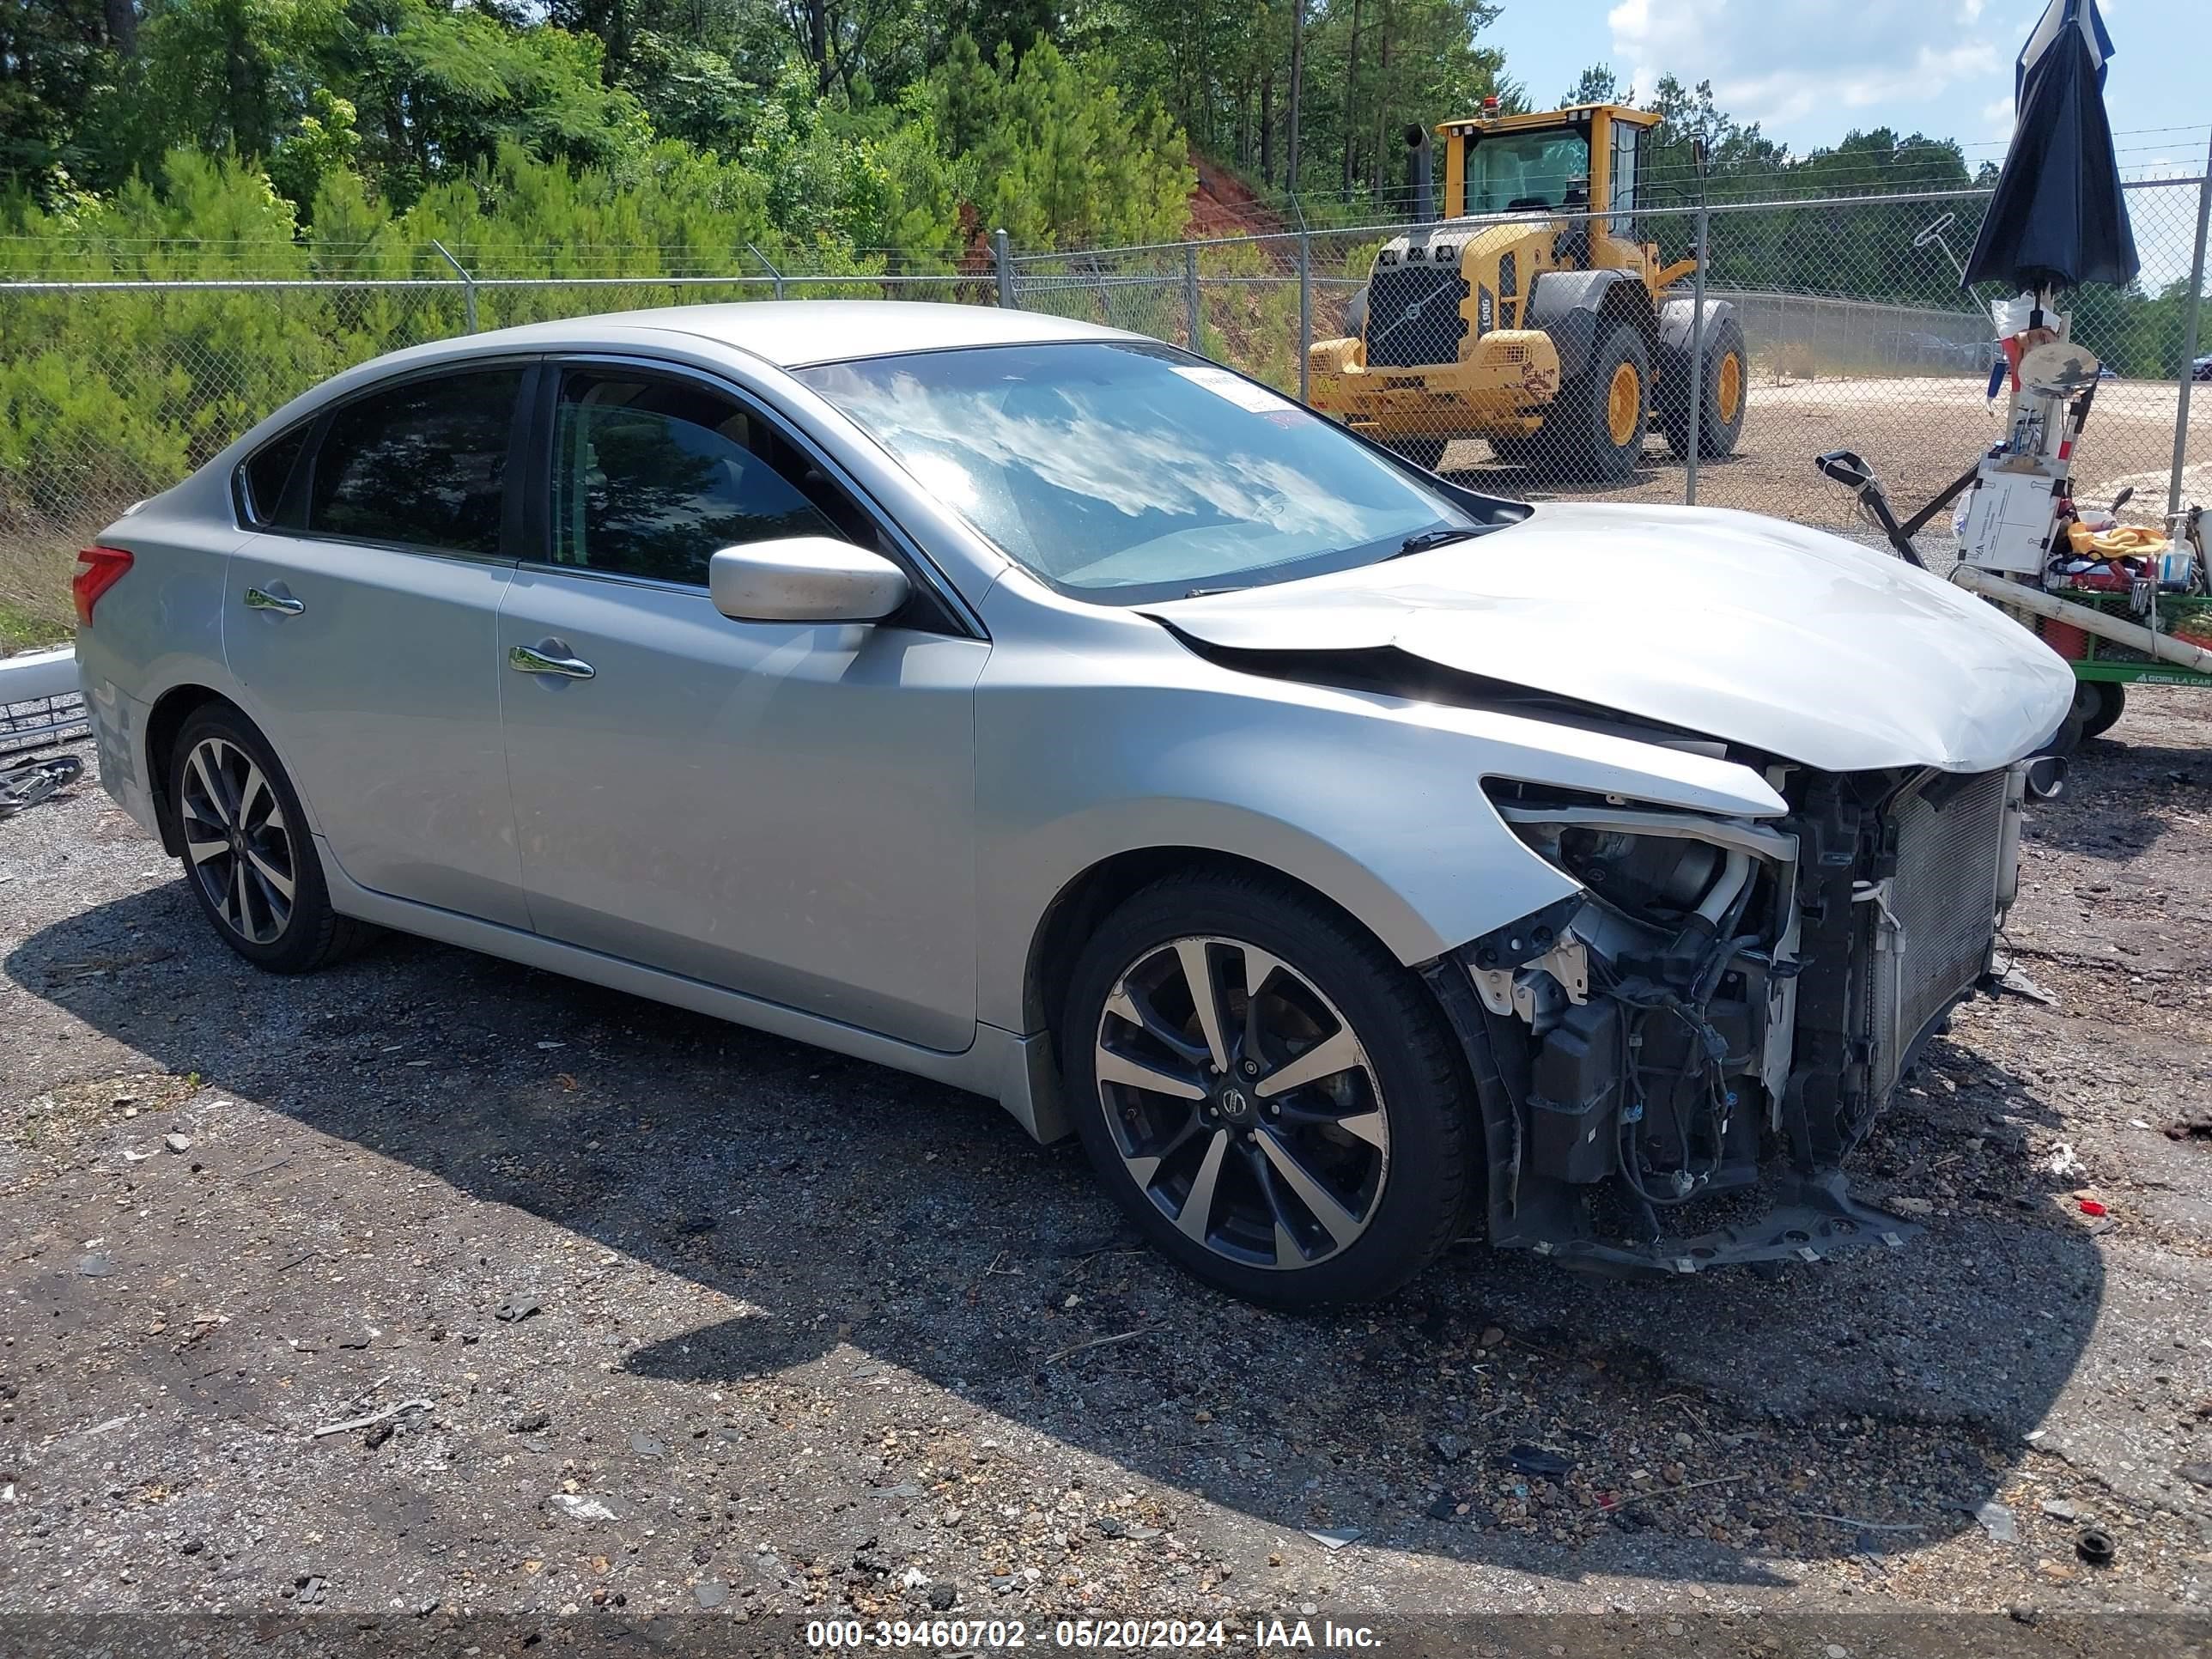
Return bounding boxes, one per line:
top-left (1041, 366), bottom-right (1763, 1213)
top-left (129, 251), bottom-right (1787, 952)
top-left (1172, 364), bottom-right (1303, 418)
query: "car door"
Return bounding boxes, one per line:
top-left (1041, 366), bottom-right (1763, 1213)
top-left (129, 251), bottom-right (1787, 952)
top-left (224, 362), bottom-right (532, 927)
top-left (495, 360), bottom-right (987, 1052)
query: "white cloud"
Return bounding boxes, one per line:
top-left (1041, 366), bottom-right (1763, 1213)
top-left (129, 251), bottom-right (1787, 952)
top-left (1607, 0), bottom-right (2013, 140)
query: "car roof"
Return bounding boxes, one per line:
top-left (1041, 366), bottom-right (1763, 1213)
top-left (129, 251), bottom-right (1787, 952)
top-left (457, 300), bottom-right (1140, 369)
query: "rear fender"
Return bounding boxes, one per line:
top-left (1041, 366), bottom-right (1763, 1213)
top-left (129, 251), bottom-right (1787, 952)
top-left (1656, 296), bottom-right (1741, 407)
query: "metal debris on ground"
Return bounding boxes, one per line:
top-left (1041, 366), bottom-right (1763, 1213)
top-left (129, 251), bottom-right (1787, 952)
top-left (1995, 963), bottom-right (2062, 1006)
top-left (1972, 1501), bottom-right (2017, 1543)
top-left (309, 1398), bottom-right (430, 1439)
top-left (0, 752), bottom-right (82, 821)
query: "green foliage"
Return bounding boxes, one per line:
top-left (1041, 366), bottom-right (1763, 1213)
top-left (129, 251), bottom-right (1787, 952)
top-left (931, 37), bottom-right (1193, 249)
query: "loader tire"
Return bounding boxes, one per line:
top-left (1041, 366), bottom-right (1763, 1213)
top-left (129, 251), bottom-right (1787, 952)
top-left (1551, 323), bottom-right (1650, 483)
top-left (1662, 314), bottom-right (1748, 462)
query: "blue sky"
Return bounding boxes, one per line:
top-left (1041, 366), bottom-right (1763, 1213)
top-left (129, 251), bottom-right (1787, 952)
top-left (1488, 0), bottom-right (2209, 171)
top-left (1485, 0), bottom-right (2210, 285)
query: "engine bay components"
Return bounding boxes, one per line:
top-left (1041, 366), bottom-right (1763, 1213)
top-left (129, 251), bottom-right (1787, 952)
top-left (1425, 763), bottom-right (2028, 1273)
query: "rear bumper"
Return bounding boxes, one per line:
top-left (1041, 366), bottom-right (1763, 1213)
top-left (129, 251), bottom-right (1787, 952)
top-left (1309, 330), bottom-right (1562, 434)
top-left (78, 657), bottom-right (161, 839)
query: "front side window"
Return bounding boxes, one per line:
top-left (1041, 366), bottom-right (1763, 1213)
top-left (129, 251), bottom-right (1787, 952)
top-left (307, 368), bottom-right (522, 555)
top-left (797, 341), bottom-right (1487, 605)
top-left (1463, 129), bottom-right (1591, 216)
top-left (549, 371), bottom-right (843, 585)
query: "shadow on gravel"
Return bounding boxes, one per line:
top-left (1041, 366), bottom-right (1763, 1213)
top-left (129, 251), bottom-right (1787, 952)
top-left (2024, 738), bottom-right (2212, 861)
top-left (9, 878), bottom-right (2106, 1589)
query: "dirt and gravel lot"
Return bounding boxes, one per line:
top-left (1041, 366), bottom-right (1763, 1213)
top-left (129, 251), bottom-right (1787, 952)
top-left (3, 691), bottom-right (2212, 1650)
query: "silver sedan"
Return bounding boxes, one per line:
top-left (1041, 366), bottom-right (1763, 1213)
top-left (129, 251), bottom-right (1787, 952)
top-left (76, 302), bottom-right (2074, 1304)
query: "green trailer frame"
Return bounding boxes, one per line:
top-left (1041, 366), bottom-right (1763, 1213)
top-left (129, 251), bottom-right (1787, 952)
top-left (2032, 591), bottom-right (2212, 689)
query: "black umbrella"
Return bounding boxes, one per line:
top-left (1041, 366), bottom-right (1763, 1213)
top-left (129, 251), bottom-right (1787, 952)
top-left (1960, 0), bottom-right (2138, 299)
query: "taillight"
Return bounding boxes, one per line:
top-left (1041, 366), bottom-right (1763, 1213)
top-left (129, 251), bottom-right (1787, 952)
top-left (72, 545), bottom-right (133, 625)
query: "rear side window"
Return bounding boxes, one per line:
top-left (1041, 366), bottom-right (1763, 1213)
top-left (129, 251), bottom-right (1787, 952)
top-left (308, 369), bottom-right (523, 555)
top-left (240, 423), bottom-right (311, 528)
top-left (549, 370), bottom-right (845, 586)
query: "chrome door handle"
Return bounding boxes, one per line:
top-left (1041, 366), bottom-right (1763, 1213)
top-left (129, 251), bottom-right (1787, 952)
top-left (243, 586), bottom-right (304, 616)
top-left (508, 642), bottom-right (596, 680)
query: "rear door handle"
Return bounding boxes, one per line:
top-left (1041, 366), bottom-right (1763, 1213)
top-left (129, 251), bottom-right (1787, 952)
top-left (243, 586), bottom-right (304, 616)
top-left (508, 641), bottom-right (596, 680)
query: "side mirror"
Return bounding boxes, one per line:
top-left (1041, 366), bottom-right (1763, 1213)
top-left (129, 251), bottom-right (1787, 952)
top-left (708, 537), bottom-right (910, 625)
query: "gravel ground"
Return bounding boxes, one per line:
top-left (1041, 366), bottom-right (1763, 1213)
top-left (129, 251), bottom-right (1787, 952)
top-left (3, 691), bottom-right (2212, 1645)
top-left (1428, 371), bottom-right (2208, 539)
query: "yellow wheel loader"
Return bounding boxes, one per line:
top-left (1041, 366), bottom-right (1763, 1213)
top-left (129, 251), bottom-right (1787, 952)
top-left (1309, 102), bottom-right (1747, 482)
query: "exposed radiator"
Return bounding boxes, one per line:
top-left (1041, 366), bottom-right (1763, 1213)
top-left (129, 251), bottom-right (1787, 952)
top-left (1862, 769), bottom-right (2010, 1099)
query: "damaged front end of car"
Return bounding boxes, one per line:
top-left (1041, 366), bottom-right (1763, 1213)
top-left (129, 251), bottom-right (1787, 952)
top-left (1422, 762), bottom-right (2030, 1276)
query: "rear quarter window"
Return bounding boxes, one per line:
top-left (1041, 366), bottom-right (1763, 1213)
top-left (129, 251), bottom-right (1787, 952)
top-left (237, 422), bottom-right (312, 529)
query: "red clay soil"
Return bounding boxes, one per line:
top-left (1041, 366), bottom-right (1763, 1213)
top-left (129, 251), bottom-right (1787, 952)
top-left (952, 153), bottom-right (1279, 267)
top-left (1185, 154), bottom-right (1285, 240)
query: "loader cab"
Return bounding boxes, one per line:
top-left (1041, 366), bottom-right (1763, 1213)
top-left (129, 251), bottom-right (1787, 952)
top-left (1442, 104), bottom-right (1656, 241)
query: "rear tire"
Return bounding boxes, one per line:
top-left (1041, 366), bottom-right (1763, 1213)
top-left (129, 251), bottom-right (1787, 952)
top-left (1060, 870), bottom-right (1472, 1308)
top-left (167, 704), bottom-right (372, 974)
top-left (1661, 314), bottom-right (1748, 462)
top-left (1550, 322), bottom-right (1650, 483)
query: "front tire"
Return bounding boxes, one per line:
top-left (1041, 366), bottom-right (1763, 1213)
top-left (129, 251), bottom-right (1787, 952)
top-left (1060, 871), bottom-right (1472, 1307)
top-left (1550, 322), bottom-right (1650, 483)
top-left (168, 704), bottom-right (370, 973)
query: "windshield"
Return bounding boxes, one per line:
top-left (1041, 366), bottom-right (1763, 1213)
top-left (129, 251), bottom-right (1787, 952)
top-left (1464, 128), bottom-right (1590, 215)
top-left (794, 341), bottom-right (1480, 605)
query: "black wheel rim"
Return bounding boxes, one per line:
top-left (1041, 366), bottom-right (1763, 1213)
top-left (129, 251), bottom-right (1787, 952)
top-left (180, 736), bottom-right (295, 945)
top-left (1093, 934), bottom-right (1389, 1271)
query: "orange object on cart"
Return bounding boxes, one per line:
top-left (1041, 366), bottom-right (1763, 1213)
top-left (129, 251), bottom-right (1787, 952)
top-left (2040, 617), bottom-right (2090, 659)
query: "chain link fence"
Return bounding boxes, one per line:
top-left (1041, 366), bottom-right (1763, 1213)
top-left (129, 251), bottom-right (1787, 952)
top-left (2, 175), bottom-right (2207, 639)
top-left (1014, 176), bottom-right (2211, 569)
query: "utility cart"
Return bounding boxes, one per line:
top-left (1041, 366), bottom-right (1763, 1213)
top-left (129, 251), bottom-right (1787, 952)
top-left (1814, 0), bottom-right (2211, 754)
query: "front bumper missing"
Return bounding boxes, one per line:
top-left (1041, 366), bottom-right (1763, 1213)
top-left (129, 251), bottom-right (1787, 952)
top-left (1419, 938), bottom-right (1924, 1279)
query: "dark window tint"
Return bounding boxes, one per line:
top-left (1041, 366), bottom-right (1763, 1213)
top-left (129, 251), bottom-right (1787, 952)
top-left (242, 423), bottom-right (310, 527)
top-left (550, 372), bottom-right (844, 585)
top-left (308, 369), bottom-right (522, 554)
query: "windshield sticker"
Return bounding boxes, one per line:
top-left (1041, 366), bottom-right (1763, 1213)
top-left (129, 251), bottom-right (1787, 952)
top-left (1171, 364), bottom-right (1306, 422)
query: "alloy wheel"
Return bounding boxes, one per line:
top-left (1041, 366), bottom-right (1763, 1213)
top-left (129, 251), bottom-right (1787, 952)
top-left (179, 736), bottom-right (296, 945)
top-left (1092, 934), bottom-right (1389, 1270)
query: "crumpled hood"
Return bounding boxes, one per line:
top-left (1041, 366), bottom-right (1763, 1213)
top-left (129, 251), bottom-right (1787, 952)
top-left (1143, 501), bottom-right (2076, 774)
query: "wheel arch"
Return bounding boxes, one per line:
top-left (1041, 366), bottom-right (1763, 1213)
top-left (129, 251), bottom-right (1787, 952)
top-left (143, 684), bottom-right (236, 856)
top-left (1021, 847), bottom-right (1420, 1044)
top-left (1526, 268), bottom-right (1656, 383)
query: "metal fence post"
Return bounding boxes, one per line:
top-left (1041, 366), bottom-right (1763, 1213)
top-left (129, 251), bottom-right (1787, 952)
top-left (994, 230), bottom-right (1016, 308)
top-left (1685, 202), bottom-right (1710, 505)
top-left (746, 243), bottom-right (785, 301)
top-left (1298, 231), bottom-right (1314, 404)
top-left (431, 240), bottom-right (476, 332)
top-left (1185, 241), bottom-right (1202, 351)
top-left (2169, 140), bottom-right (2212, 516)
